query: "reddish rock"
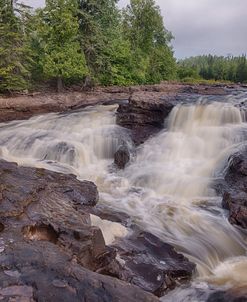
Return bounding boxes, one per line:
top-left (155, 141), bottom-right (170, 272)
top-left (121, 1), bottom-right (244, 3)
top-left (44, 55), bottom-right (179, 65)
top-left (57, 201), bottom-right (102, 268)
top-left (0, 159), bottom-right (197, 301)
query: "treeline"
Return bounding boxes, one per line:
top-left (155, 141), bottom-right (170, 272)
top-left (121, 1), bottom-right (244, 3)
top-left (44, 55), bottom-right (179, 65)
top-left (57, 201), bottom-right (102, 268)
top-left (178, 55), bottom-right (247, 83)
top-left (0, 0), bottom-right (177, 93)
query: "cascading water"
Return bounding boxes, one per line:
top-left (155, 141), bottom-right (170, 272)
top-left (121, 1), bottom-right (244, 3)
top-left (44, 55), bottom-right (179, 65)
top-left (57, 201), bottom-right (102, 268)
top-left (0, 98), bottom-right (246, 300)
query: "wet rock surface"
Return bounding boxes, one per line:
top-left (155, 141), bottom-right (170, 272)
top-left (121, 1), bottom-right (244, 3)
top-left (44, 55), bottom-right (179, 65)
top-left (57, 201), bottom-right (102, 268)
top-left (116, 84), bottom-right (231, 145)
top-left (221, 150), bottom-right (247, 228)
top-left (0, 159), bottom-right (197, 301)
top-left (113, 230), bottom-right (196, 297)
top-left (114, 145), bottom-right (130, 169)
top-left (0, 159), bottom-right (159, 301)
top-left (207, 289), bottom-right (247, 302)
top-left (116, 93), bottom-right (175, 145)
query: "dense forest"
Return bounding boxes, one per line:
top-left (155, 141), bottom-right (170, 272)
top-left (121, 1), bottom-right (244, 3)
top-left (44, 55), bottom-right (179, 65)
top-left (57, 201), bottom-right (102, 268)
top-left (178, 55), bottom-right (247, 83)
top-left (0, 0), bottom-right (177, 93)
top-left (1, 0), bottom-right (246, 94)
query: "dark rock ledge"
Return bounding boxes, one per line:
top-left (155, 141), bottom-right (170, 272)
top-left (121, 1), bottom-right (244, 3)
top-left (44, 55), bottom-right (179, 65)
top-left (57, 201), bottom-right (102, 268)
top-left (116, 92), bottom-right (176, 145)
top-left (115, 87), bottom-right (228, 146)
top-left (0, 159), bottom-right (195, 301)
top-left (221, 150), bottom-right (247, 229)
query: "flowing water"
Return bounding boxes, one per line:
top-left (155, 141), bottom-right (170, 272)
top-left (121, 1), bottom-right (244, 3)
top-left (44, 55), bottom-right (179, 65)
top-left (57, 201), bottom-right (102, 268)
top-left (0, 93), bottom-right (247, 300)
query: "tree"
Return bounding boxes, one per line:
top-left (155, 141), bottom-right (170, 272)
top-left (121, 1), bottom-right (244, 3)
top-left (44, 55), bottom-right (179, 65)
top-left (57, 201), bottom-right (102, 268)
top-left (122, 0), bottom-right (175, 83)
top-left (77, 0), bottom-right (122, 83)
top-left (178, 55), bottom-right (247, 83)
top-left (123, 0), bottom-right (172, 53)
top-left (35, 0), bottom-right (88, 91)
top-left (0, 0), bottom-right (32, 93)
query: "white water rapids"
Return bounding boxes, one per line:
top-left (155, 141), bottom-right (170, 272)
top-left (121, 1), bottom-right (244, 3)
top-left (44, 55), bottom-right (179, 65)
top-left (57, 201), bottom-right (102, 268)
top-left (0, 98), bottom-right (246, 300)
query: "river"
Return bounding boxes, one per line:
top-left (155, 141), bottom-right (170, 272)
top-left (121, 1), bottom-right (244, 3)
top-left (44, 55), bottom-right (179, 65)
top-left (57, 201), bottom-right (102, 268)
top-left (0, 91), bottom-right (246, 301)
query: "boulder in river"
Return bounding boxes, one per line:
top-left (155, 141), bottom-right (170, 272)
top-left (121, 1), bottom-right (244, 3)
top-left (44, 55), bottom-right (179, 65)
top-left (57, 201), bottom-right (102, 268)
top-left (0, 159), bottom-right (196, 300)
top-left (114, 145), bottom-right (130, 169)
top-left (116, 92), bottom-right (175, 145)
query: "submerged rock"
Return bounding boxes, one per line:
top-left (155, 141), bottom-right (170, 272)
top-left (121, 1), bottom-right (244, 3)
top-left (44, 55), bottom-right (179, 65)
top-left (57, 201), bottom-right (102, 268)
top-left (114, 145), bottom-right (130, 169)
top-left (222, 151), bottom-right (247, 228)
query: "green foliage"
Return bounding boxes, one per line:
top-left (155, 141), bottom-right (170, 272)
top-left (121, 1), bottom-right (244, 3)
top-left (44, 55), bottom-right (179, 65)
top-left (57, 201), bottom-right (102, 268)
top-left (178, 55), bottom-right (247, 83)
top-left (34, 0), bottom-right (88, 90)
top-left (122, 0), bottom-right (176, 84)
top-left (0, 0), bottom-right (32, 93)
top-left (0, 0), bottom-right (177, 92)
top-left (77, 0), bottom-right (120, 81)
top-left (123, 0), bottom-right (172, 53)
top-left (147, 45), bottom-right (177, 83)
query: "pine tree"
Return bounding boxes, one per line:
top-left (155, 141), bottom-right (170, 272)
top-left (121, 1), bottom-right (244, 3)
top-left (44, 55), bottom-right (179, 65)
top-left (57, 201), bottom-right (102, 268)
top-left (0, 0), bottom-right (32, 93)
top-left (35, 0), bottom-right (88, 91)
top-left (77, 0), bottom-right (121, 82)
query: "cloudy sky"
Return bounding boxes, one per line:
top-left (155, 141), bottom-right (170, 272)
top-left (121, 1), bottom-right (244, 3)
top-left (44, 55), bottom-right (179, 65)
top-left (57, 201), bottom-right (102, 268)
top-left (23, 0), bottom-right (247, 59)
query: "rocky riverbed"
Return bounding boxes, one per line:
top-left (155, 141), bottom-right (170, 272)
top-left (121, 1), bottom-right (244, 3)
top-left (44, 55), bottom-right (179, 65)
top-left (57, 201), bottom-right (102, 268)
top-left (0, 83), bottom-right (247, 301)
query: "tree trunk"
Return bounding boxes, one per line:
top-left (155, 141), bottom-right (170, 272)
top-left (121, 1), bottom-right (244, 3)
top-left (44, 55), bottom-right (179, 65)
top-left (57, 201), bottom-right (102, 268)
top-left (57, 77), bottom-right (63, 93)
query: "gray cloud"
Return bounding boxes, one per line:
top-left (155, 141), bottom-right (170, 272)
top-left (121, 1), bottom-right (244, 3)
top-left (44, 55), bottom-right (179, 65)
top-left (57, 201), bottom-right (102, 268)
top-left (24, 0), bottom-right (247, 59)
top-left (119, 0), bottom-right (247, 59)
top-left (23, 0), bottom-right (44, 8)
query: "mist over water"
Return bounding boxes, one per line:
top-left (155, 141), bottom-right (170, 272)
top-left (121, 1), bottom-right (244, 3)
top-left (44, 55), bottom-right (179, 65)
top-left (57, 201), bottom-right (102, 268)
top-left (0, 98), bottom-right (247, 299)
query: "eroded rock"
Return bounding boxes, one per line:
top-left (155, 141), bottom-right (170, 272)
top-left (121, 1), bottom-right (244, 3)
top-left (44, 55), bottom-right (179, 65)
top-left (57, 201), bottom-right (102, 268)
top-left (0, 159), bottom-right (197, 300)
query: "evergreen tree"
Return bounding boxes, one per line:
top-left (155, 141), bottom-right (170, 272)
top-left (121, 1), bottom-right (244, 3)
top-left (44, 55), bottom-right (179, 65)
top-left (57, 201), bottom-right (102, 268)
top-left (178, 55), bottom-right (247, 83)
top-left (122, 0), bottom-right (176, 83)
top-left (0, 0), bottom-right (32, 93)
top-left (77, 0), bottom-right (123, 83)
top-left (35, 0), bottom-right (88, 91)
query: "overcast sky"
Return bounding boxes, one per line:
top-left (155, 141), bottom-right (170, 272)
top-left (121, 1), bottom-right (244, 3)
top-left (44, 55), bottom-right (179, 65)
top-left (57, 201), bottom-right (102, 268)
top-left (23, 0), bottom-right (247, 59)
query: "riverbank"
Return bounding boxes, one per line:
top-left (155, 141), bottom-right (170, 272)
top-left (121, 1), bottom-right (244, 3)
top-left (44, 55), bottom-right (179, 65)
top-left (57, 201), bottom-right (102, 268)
top-left (0, 82), bottom-right (231, 123)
